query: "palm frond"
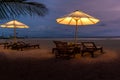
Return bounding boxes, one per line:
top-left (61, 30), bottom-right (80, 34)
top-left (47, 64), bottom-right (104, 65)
top-left (0, 0), bottom-right (48, 19)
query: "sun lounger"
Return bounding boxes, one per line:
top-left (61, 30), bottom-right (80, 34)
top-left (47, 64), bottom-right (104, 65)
top-left (4, 41), bottom-right (40, 51)
top-left (81, 42), bottom-right (103, 57)
top-left (3, 42), bottom-right (13, 49)
top-left (53, 41), bottom-right (75, 59)
top-left (18, 41), bottom-right (40, 49)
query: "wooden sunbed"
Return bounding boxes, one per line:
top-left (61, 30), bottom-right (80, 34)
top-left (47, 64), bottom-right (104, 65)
top-left (81, 42), bottom-right (103, 57)
top-left (4, 41), bottom-right (40, 51)
top-left (53, 41), bottom-right (75, 59)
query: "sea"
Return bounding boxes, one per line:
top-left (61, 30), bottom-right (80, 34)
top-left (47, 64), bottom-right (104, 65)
top-left (1, 37), bottom-right (120, 40)
top-left (0, 37), bottom-right (120, 43)
top-left (0, 37), bottom-right (119, 49)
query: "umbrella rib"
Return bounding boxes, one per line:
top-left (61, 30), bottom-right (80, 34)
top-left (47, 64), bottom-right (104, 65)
top-left (68, 18), bottom-right (73, 25)
top-left (79, 18), bottom-right (83, 25)
top-left (57, 18), bottom-right (66, 23)
top-left (88, 18), bottom-right (97, 24)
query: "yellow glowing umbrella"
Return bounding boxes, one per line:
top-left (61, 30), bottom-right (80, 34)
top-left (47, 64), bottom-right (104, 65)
top-left (56, 10), bottom-right (100, 44)
top-left (0, 20), bottom-right (29, 42)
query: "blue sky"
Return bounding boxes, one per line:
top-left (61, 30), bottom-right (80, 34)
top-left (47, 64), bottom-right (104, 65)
top-left (0, 0), bottom-right (120, 38)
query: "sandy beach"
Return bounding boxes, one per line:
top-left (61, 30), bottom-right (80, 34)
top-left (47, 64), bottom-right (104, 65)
top-left (0, 38), bottom-right (120, 80)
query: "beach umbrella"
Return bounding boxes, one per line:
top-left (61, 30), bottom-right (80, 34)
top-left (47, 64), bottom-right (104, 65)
top-left (0, 20), bottom-right (29, 42)
top-left (56, 10), bottom-right (100, 44)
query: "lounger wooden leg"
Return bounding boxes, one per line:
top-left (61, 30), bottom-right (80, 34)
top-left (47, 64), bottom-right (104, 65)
top-left (90, 51), bottom-right (94, 58)
top-left (101, 48), bottom-right (103, 53)
top-left (34, 45), bottom-right (40, 48)
top-left (37, 45), bottom-right (40, 48)
top-left (81, 51), bottom-right (84, 56)
top-left (52, 48), bottom-right (56, 54)
top-left (21, 48), bottom-right (23, 51)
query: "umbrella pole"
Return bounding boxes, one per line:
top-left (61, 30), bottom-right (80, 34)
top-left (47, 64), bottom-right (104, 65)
top-left (14, 27), bottom-right (17, 43)
top-left (13, 20), bottom-right (17, 43)
top-left (75, 20), bottom-right (78, 45)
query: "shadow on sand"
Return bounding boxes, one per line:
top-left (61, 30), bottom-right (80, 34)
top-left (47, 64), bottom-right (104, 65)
top-left (0, 50), bottom-right (120, 80)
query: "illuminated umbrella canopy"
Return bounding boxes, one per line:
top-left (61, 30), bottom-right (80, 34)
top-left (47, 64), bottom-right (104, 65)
top-left (56, 10), bottom-right (100, 44)
top-left (1, 20), bottom-right (29, 42)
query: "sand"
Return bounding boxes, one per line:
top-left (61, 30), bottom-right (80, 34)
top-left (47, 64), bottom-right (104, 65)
top-left (0, 39), bottom-right (120, 80)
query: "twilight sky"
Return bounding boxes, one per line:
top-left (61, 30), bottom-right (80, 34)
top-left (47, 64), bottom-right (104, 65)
top-left (0, 0), bottom-right (120, 38)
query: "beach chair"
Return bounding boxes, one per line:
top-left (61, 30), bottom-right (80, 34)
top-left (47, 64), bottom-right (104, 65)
top-left (81, 42), bottom-right (103, 57)
top-left (22, 41), bottom-right (39, 48)
top-left (11, 41), bottom-right (40, 51)
top-left (3, 42), bottom-right (13, 49)
top-left (11, 42), bottom-right (23, 50)
top-left (53, 41), bottom-right (75, 59)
